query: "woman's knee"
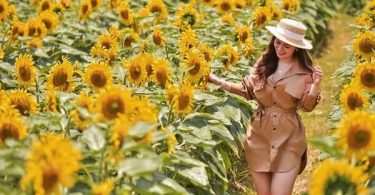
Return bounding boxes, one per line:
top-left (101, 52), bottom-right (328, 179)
top-left (251, 171), bottom-right (272, 195)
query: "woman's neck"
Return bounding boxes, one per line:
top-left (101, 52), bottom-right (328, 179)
top-left (278, 57), bottom-right (294, 65)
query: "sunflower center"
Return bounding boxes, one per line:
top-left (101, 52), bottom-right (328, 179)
top-left (101, 40), bottom-right (111, 49)
top-left (12, 101), bottom-right (29, 115)
top-left (178, 94), bottom-right (190, 110)
top-left (103, 97), bottom-right (125, 119)
top-left (130, 66), bottom-right (141, 79)
top-left (284, 3), bottom-right (290, 10)
top-left (42, 164), bottom-right (59, 193)
top-left (121, 9), bottom-right (129, 20)
top-left (348, 127), bottom-right (371, 149)
top-left (221, 2), bottom-right (231, 11)
top-left (156, 71), bottom-right (167, 86)
top-left (359, 37), bottom-right (375, 54)
top-left (124, 36), bottom-right (134, 47)
top-left (182, 13), bottom-right (195, 26)
top-left (0, 5), bottom-right (4, 13)
top-left (258, 14), bottom-right (266, 24)
top-left (28, 26), bottom-right (36, 36)
top-left (240, 32), bottom-right (248, 42)
top-left (90, 70), bottom-right (107, 87)
top-left (150, 6), bottom-right (162, 13)
top-left (41, 1), bottom-right (50, 11)
top-left (189, 61), bottom-right (201, 75)
top-left (229, 53), bottom-right (235, 64)
top-left (153, 33), bottom-right (162, 45)
top-left (82, 4), bottom-right (89, 14)
top-left (19, 65), bottom-right (31, 82)
top-left (11, 26), bottom-right (19, 36)
top-left (90, 0), bottom-right (98, 8)
top-left (53, 68), bottom-right (68, 86)
top-left (0, 123), bottom-right (19, 142)
top-left (42, 19), bottom-right (52, 30)
top-left (361, 70), bottom-right (375, 88)
top-left (347, 93), bottom-right (363, 110)
top-left (203, 52), bottom-right (211, 61)
top-left (146, 64), bottom-right (153, 76)
top-left (324, 174), bottom-right (357, 195)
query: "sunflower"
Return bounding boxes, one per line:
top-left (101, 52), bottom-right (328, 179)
top-left (96, 86), bottom-right (134, 120)
top-left (47, 57), bottom-right (75, 92)
top-left (84, 61), bottom-right (112, 93)
top-left (89, 0), bottom-right (102, 11)
top-left (183, 49), bottom-right (209, 84)
top-left (21, 133), bottom-right (82, 195)
top-left (117, 1), bottom-right (133, 25)
top-left (38, 11), bottom-right (59, 33)
top-left (243, 38), bottom-right (254, 57)
top-left (146, 0), bottom-right (169, 20)
top-left (60, 0), bottom-right (72, 9)
top-left (26, 19), bottom-right (47, 38)
top-left (74, 91), bottom-right (94, 111)
top-left (92, 179), bottom-right (114, 195)
top-left (79, 0), bottom-right (92, 20)
top-left (167, 133), bottom-right (177, 154)
top-left (9, 18), bottom-right (25, 37)
top-left (252, 6), bottom-right (272, 30)
top-left (8, 89), bottom-right (38, 115)
top-left (97, 34), bottom-right (118, 50)
top-left (110, 115), bottom-right (132, 148)
top-left (310, 159), bottom-right (368, 195)
top-left (0, 88), bottom-right (10, 110)
top-left (124, 55), bottom-right (147, 86)
top-left (130, 96), bottom-right (158, 123)
top-left (166, 85), bottom-right (178, 106)
top-left (268, 2), bottom-right (283, 20)
top-left (176, 5), bottom-right (201, 28)
top-left (355, 14), bottom-right (374, 28)
top-left (216, 0), bottom-right (234, 13)
top-left (38, 0), bottom-right (54, 13)
top-left (353, 31), bottom-right (375, 59)
top-left (178, 28), bottom-right (198, 56)
top-left (336, 110), bottom-right (375, 159)
top-left (354, 62), bottom-right (375, 91)
top-left (0, 48), bottom-right (3, 60)
top-left (339, 83), bottom-right (370, 112)
top-left (235, 0), bottom-right (246, 9)
top-left (216, 44), bottom-right (239, 69)
top-left (0, 113), bottom-right (27, 144)
top-left (27, 37), bottom-right (43, 49)
top-left (201, 0), bottom-right (214, 6)
top-left (15, 54), bottom-right (37, 88)
top-left (197, 43), bottom-right (213, 62)
top-left (236, 25), bottom-right (251, 44)
top-left (365, 0), bottom-right (375, 13)
top-left (108, 0), bottom-right (120, 9)
top-left (152, 58), bottom-right (171, 87)
top-left (221, 13), bottom-right (235, 26)
top-left (0, 0), bottom-right (10, 22)
top-left (140, 52), bottom-right (155, 78)
top-left (44, 89), bottom-right (58, 112)
top-left (173, 82), bottom-right (194, 115)
top-left (281, 0), bottom-right (300, 12)
top-left (152, 26), bottom-right (166, 46)
top-left (122, 31), bottom-right (140, 47)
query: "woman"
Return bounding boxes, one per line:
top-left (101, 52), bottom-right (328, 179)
top-left (209, 18), bottom-right (323, 195)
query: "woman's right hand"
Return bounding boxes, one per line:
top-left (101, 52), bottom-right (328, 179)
top-left (208, 73), bottom-right (220, 84)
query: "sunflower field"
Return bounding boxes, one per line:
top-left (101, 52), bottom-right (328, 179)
top-left (309, 1), bottom-right (375, 194)
top-left (0, 0), bottom-right (369, 194)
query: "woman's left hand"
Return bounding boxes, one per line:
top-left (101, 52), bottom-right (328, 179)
top-left (312, 66), bottom-right (323, 85)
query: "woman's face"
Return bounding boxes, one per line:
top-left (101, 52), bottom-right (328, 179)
top-left (274, 38), bottom-right (297, 59)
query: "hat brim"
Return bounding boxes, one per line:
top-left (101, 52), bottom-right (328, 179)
top-left (265, 26), bottom-right (313, 50)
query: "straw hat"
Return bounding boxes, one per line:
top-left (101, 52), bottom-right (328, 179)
top-left (265, 18), bottom-right (313, 50)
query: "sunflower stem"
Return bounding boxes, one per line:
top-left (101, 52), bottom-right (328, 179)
top-left (165, 43), bottom-right (169, 60)
top-left (0, 25), bottom-right (9, 49)
top-left (167, 101), bottom-right (174, 125)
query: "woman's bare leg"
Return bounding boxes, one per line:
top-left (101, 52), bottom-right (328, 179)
top-left (250, 170), bottom-right (272, 195)
top-left (270, 161), bottom-right (301, 195)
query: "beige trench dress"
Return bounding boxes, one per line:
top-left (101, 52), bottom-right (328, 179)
top-left (238, 62), bottom-right (321, 173)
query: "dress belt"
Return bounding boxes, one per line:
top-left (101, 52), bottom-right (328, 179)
top-left (253, 105), bottom-right (296, 125)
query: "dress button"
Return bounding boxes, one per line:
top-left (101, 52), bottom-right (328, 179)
top-left (271, 145), bottom-right (275, 149)
top-left (273, 115), bottom-right (276, 117)
top-left (273, 127), bottom-right (276, 131)
top-left (273, 102), bottom-right (276, 104)
top-left (273, 86), bottom-right (276, 89)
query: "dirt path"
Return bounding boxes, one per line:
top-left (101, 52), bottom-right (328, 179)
top-left (293, 14), bottom-right (354, 194)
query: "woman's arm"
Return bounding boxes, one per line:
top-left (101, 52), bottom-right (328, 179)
top-left (298, 66), bottom-right (323, 112)
top-left (208, 73), bottom-right (253, 100)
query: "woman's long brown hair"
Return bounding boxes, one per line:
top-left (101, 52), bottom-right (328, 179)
top-left (254, 36), bottom-right (314, 82)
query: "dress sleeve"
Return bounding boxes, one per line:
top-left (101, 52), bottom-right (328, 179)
top-left (298, 75), bottom-right (321, 112)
